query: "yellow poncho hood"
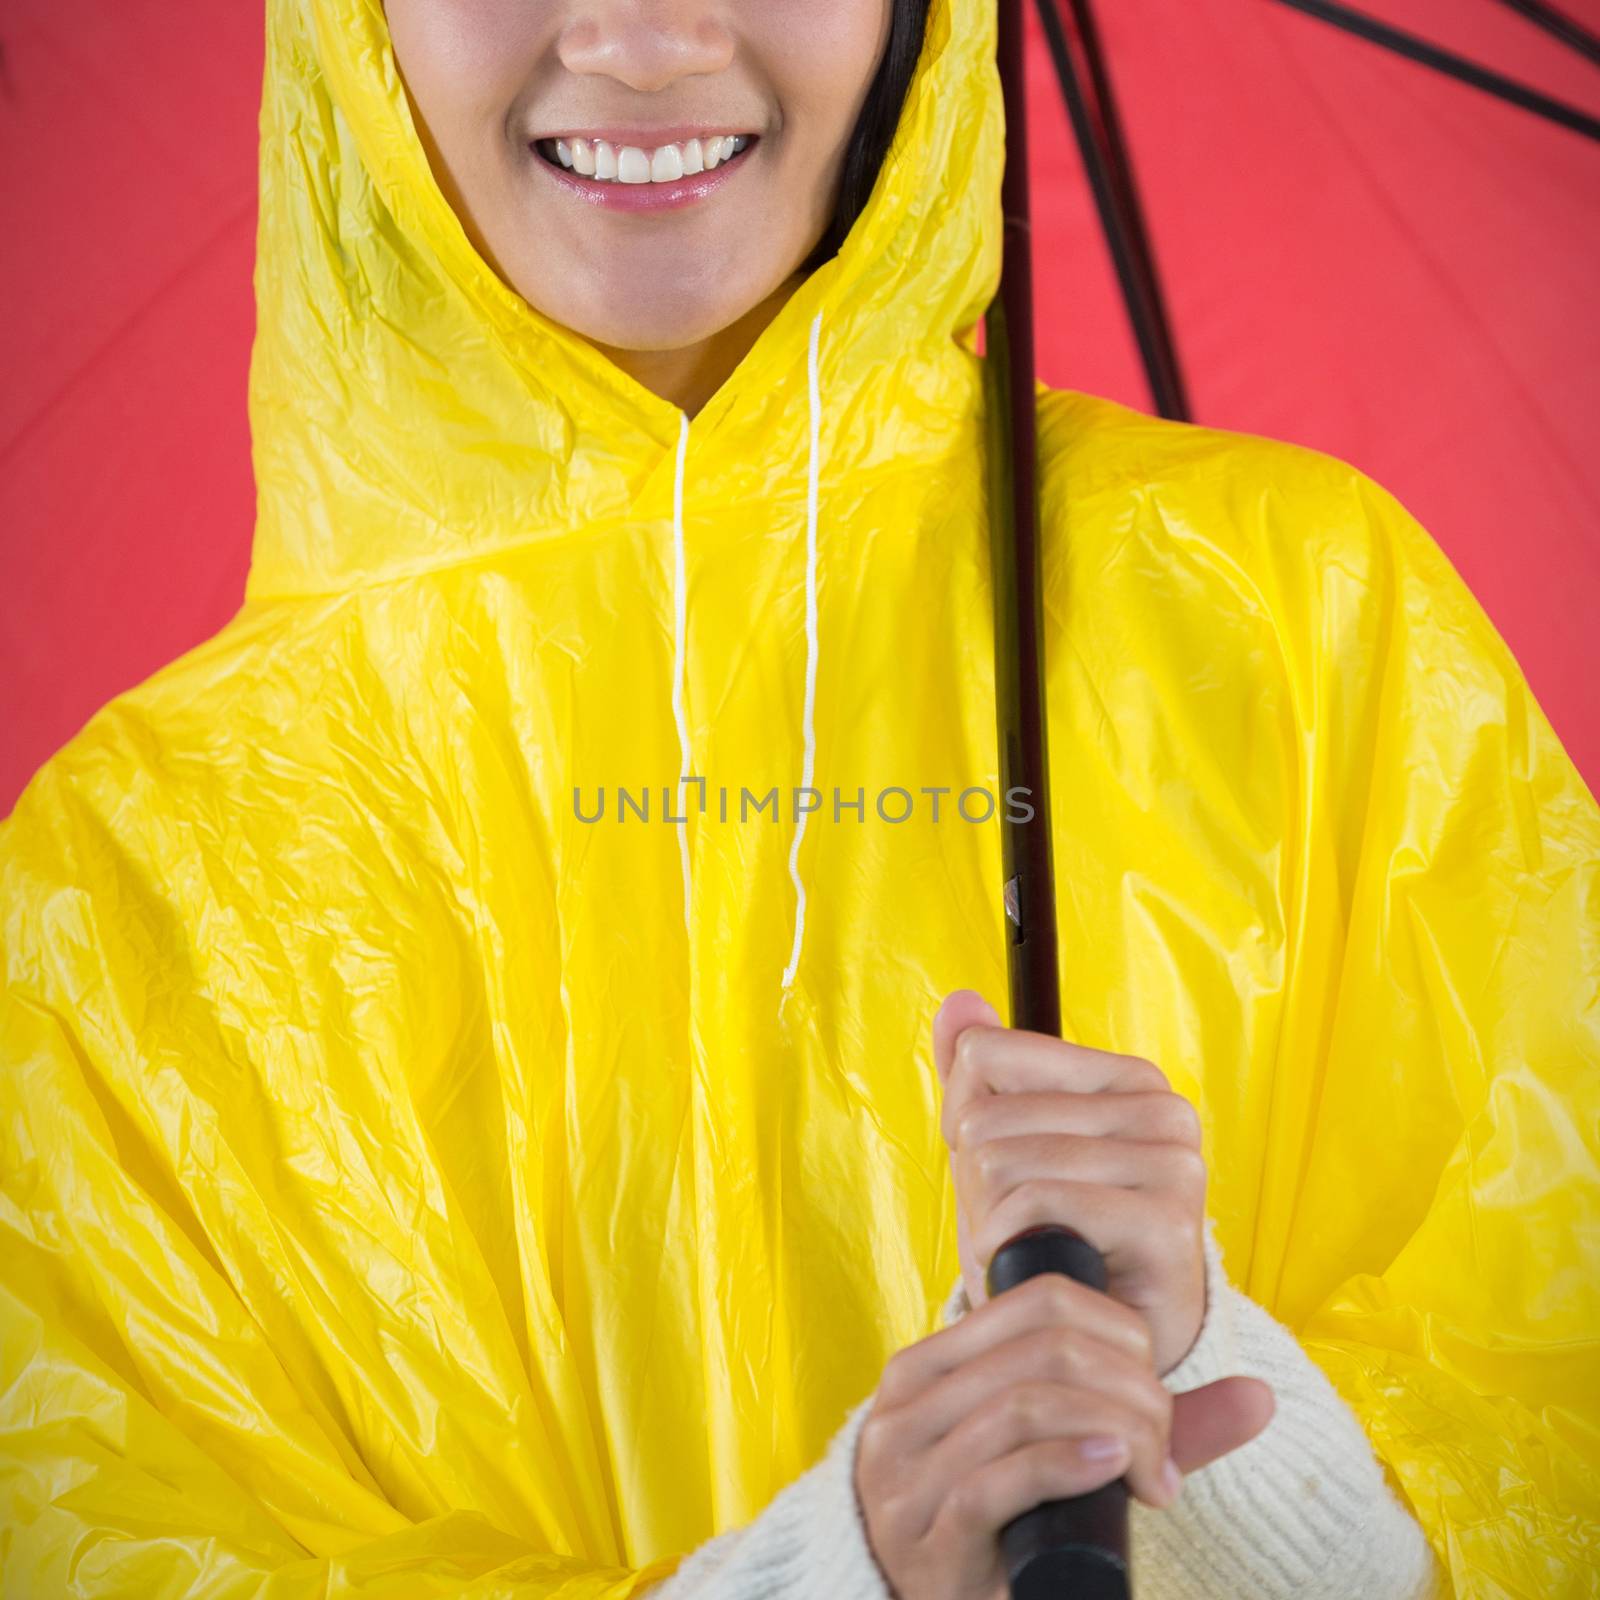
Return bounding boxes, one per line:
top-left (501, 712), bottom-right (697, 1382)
top-left (3, 0), bottom-right (1598, 1593)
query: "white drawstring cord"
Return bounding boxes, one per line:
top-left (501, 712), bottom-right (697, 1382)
top-left (671, 408), bottom-right (693, 936)
top-left (781, 309), bottom-right (824, 992)
top-left (670, 318), bottom-right (821, 988)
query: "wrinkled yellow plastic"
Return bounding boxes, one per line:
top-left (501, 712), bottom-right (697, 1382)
top-left (3, 0), bottom-right (1597, 1593)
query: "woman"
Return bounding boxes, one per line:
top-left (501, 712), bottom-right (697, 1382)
top-left (1, 0), bottom-right (1595, 1594)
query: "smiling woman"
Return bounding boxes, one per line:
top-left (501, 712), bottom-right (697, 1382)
top-left (1, 0), bottom-right (1596, 1596)
top-left (383, 0), bottom-right (923, 414)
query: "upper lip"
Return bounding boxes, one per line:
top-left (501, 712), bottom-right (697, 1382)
top-left (528, 125), bottom-right (758, 147)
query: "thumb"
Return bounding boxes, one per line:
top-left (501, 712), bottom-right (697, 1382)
top-left (1169, 1378), bottom-right (1276, 1474)
top-left (932, 989), bottom-right (1003, 1087)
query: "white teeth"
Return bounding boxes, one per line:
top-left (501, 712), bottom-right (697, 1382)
top-left (539, 133), bottom-right (751, 184)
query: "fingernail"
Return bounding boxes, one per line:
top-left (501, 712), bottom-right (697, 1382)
top-left (1080, 1435), bottom-right (1126, 1462)
top-left (1161, 1456), bottom-right (1183, 1501)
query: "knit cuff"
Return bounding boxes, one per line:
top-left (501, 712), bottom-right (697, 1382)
top-left (648, 1391), bottom-right (894, 1600)
top-left (1131, 1226), bottom-right (1442, 1600)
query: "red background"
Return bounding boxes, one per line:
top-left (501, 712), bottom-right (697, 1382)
top-left (2, 1), bottom-right (1597, 813)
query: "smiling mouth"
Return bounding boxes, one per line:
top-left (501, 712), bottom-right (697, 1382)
top-left (533, 134), bottom-right (756, 186)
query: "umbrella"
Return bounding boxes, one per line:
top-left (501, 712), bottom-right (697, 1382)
top-left (982, 1), bottom-right (1132, 1591)
top-left (982, 12), bottom-right (1598, 1587)
top-left (1032, 0), bottom-right (1599, 421)
top-left (1019, 0), bottom-right (1600, 780)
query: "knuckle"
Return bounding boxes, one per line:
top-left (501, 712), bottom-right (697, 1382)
top-left (1119, 1310), bottom-right (1155, 1363)
top-left (952, 1101), bottom-right (983, 1151)
top-left (858, 1409), bottom-right (894, 1466)
top-left (1135, 1375), bottom-right (1173, 1431)
top-left (873, 1484), bottom-right (914, 1537)
top-left (1047, 1330), bottom-right (1084, 1385)
top-left (1141, 1090), bottom-right (1198, 1143)
top-left (1129, 1055), bottom-right (1171, 1092)
top-left (998, 1382), bottom-right (1038, 1431)
top-left (1153, 1385), bottom-right (1175, 1433)
top-left (1033, 1272), bottom-right (1080, 1322)
top-left (1168, 1143), bottom-right (1208, 1195)
top-left (1172, 1207), bottom-right (1204, 1262)
top-left (973, 1139), bottom-right (1006, 1190)
top-left (953, 1027), bottom-right (988, 1084)
top-left (1150, 1189), bottom-right (1194, 1240)
top-left (944, 1469), bottom-right (988, 1530)
top-left (877, 1352), bottom-right (913, 1407)
top-left (1168, 1095), bottom-right (1204, 1147)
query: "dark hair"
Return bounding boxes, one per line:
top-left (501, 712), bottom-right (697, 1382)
top-left (800, 0), bottom-right (933, 273)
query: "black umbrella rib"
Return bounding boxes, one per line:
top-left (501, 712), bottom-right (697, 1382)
top-left (1493, 0), bottom-right (1600, 74)
top-left (1034, 0), bottom-right (1192, 422)
top-left (1270, 0), bottom-right (1600, 143)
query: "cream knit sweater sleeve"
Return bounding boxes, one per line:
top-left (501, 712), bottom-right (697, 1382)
top-left (649, 1215), bottom-right (1443, 1599)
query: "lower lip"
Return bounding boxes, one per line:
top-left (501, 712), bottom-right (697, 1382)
top-left (529, 141), bottom-right (756, 212)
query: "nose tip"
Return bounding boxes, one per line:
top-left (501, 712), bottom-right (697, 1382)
top-left (558, 10), bottom-right (736, 92)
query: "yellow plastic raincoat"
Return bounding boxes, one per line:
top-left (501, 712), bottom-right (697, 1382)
top-left (3, 0), bottom-right (1598, 1593)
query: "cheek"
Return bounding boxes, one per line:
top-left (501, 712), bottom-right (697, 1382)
top-left (386, 0), bottom-right (542, 146)
top-left (760, 0), bottom-right (894, 156)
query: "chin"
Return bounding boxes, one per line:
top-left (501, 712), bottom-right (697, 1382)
top-left (530, 285), bottom-right (760, 357)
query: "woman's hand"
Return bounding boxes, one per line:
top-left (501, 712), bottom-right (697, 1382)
top-left (935, 989), bottom-right (1209, 1380)
top-left (853, 1267), bottom-right (1275, 1600)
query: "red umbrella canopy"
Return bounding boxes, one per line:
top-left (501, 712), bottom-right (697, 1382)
top-left (1022, 0), bottom-right (1600, 781)
top-left (1, 0), bottom-right (1596, 810)
top-left (0, 4), bottom-right (261, 813)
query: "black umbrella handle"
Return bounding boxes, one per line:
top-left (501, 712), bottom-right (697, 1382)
top-left (985, 0), bottom-right (1132, 1590)
top-left (986, 1226), bottom-right (1132, 1600)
